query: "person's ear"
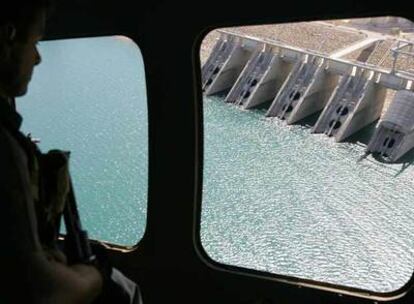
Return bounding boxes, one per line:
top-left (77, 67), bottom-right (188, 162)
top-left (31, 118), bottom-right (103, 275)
top-left (5, 24), bottom-right (16, 42)
top-left (0, 24), bottom-right (16, 43)
top-left (0, 24), bottom-right (16, 60)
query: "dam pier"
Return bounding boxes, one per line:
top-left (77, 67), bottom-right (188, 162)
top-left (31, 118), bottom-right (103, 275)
top-left (202, 28), bottom-right (414, 162)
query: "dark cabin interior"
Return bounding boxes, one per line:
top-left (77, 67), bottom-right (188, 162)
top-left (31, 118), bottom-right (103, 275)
top-left (42, 1), bottom-right (414, 303)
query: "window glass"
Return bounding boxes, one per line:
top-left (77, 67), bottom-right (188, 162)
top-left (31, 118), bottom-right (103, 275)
top-left (200, 17), bottom-right (414, 293)
top-left (18, 36), bottom-right (148, 246)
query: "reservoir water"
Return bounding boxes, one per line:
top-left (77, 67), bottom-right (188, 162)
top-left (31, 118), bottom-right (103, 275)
top-left (18, 37), bottom-right (148, 246)
top-left (201, 96), bottom-right (414, 293)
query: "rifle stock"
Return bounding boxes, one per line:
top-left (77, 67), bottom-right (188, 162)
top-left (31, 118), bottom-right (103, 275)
top-left (63, 178), bottom-right (96, 265)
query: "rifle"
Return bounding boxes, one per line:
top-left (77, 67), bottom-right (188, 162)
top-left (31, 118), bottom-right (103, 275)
top-left (56, 153), bottom-right (140, 303)
top-left (63, 177), bottom-right (96, 265)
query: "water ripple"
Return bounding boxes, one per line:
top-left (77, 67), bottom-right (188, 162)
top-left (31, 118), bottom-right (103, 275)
top-left (201, 96), bottom-right (414, 293)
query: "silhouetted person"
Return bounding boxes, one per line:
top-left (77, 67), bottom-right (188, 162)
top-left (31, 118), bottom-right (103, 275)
top-left (0, 1), bottom-right (103, 302)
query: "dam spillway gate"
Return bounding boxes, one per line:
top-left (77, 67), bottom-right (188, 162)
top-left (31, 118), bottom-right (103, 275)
top-left (202, 29), bottom-right (414, 163)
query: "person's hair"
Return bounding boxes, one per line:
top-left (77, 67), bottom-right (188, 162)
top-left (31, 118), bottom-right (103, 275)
top-left (0, 0), bottom-right (54, 40)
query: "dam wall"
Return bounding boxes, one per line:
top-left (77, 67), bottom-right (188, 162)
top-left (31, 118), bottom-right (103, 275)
top-left (202, 30), bottom-right (414, 162)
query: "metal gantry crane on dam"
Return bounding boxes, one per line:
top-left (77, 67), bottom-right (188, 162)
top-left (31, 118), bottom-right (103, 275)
top-left (201, 29), bottom-right (414, 163)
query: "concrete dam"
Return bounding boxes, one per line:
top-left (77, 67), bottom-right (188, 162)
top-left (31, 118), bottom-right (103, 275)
top-left (202, 29), bottom-right (414, 163)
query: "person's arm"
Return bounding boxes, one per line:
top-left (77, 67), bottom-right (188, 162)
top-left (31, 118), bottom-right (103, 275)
top-left (30, 252), bottom-right (103, 304)
top-left (0, 128), bottom-right (102, 303)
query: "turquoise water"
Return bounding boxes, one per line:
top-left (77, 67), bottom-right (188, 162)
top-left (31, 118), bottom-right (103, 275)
top-left (201, 96), bottom-right (414, 293)
top-left (15, 37), bottom-right (414, 293)
top-left (17, 37), bottom-right (148, 246)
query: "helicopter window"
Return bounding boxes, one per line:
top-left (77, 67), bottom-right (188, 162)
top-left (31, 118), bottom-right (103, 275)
top-left (200, 17), bottom-right (414, 294)
top-left (17, 36), bottom-right (148, 247)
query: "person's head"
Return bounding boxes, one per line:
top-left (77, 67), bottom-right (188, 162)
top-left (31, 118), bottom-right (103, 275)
top-left (0, 0), bottom-right (53, 99)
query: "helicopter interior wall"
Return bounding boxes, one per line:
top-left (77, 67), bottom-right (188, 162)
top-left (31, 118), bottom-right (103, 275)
top-left (41, 1), bottom-right (414, 303)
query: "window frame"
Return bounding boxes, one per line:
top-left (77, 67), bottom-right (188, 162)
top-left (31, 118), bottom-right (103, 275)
top-left (193, 22), bottom-right (414, 302)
